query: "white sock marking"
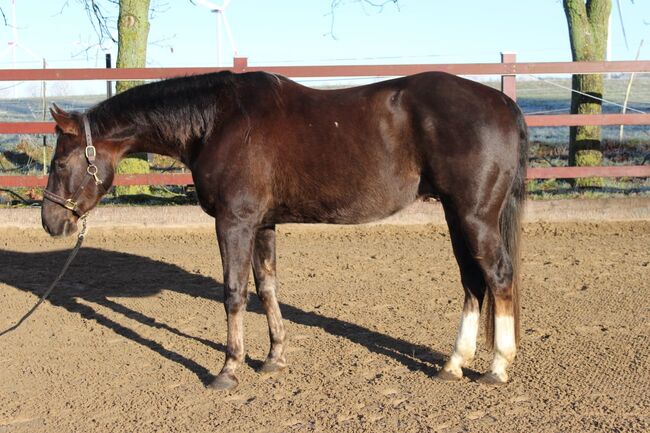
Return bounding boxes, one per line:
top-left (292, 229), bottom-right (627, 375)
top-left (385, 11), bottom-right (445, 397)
top-left (490, 314), bottom-right (516, 381)
top-left (444, 310), bottom-right (479, 376)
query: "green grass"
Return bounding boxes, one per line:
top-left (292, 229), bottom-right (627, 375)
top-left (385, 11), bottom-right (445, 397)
top-left (527, 176), bottom-right (650, 200)
top-left (114, 158), bottom-right (152, 196)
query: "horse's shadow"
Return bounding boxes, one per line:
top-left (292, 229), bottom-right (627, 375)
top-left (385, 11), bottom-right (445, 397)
top-left (0, 246), bottom-right (458, 385)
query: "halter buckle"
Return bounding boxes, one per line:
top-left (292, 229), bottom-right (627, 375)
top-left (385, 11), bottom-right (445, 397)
top-left (64, 199), bottom-right (77, 211)
top-left (85, 145), bottom-right (97, 162)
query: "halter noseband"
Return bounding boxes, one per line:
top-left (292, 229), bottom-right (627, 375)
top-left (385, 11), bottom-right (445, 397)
top-left (43, 115), bottom-right (106, 216)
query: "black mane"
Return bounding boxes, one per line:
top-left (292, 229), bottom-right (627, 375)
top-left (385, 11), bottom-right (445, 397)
top-left (86, 71), bottom-right (281, 148)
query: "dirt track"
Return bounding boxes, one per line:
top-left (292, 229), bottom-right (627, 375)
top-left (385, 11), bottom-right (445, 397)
top-left (1, 221), bottom-right (649, 432)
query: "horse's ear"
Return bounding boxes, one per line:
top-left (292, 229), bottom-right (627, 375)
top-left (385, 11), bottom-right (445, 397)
top-left (50, 103), bottom-right (80, 136)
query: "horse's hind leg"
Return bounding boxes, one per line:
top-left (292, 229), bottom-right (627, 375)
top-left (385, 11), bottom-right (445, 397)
top-left (251, 226), bottom-right (287, 374)
top-left (453, 210), bottom-right (517, 384)
top-left (209, 217), bottom-right (256, 391)
top-left (438, 205), bottom-right (487, 381)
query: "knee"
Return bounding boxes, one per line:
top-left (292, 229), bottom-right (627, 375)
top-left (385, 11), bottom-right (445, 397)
top-left (224, 287), bottom-right (248, 312)
top-left (492, 280), bottom-right (512, 298)
top-left (256, 279), bottom-right (277, 301)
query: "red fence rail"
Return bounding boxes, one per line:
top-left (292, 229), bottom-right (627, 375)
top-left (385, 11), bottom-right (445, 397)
top-left (2, 166), bottom-right (649, 189)
top-left (2, 60), bottom-right (649, 81)
top-left (0, 173), bottom-right (194, 188)
top-left (1, 56), bottom-right (649, 187)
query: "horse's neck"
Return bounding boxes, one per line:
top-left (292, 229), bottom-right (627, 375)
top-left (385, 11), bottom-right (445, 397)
top-left (125, 133), bottom-right (186, 162)
top-left (102, 115), bottom-right (190, 164)
top-left (94, 81), bottom-right (232, 165)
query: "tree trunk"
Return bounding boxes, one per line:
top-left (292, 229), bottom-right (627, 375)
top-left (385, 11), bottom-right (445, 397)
top-left (115, 0), bottom-right (152, 187)
top-left (563, 0), bottom-right (611, 187)
top-left (116, 0), bottom-right (151, 94)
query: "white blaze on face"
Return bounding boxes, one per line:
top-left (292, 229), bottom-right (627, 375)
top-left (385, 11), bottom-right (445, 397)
top-left (490, 314), bottom-right (516, 381)
top-left (444, 309), bottom-right (480, 377)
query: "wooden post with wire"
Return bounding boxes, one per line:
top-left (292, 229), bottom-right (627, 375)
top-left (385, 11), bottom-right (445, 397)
top-left (41, 58), bottom-right (47, 175)
top-left (619, 40), bottom-right (644, 143)
top-left (500, 52), bottom-right (517, 101)
top-left (106, 53), bottom-right (113, 99)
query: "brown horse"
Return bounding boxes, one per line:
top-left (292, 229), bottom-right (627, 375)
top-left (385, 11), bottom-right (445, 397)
top-left (42, 71), bottom-right (527, 390)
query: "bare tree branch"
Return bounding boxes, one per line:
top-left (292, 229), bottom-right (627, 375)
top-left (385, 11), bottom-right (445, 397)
top-left (77, 0), bottom-right (118, 44)
top-left (148, 34), bottom-right (176, 53)
top-left (73, 0), bottom-right (171, 47)
top-left (150, 1), bottom-right (170, 20)
top-left (326, 0), bottom-right (400, 39)
top-left (71, 40), bottom-right (106, 59)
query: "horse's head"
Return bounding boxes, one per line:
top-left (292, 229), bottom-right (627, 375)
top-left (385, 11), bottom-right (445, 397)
top-left (42, 104), bottom-right (117, 237)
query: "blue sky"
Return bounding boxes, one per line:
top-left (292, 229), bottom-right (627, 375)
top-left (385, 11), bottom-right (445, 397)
top-left (1, 0), bottom-right (649, 95)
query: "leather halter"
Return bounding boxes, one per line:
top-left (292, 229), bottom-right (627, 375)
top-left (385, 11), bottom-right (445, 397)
top-left (43, 116), bottom-right (106, 216)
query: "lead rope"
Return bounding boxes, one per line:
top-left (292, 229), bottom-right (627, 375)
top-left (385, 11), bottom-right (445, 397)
top-left (0, 216), bottom-right (88, 337)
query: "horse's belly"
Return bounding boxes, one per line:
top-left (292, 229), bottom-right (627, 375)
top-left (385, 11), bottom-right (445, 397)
top-left (268, 175), bottom-right (421, 225)
top-left (358, 179), bottom-right (421, 221)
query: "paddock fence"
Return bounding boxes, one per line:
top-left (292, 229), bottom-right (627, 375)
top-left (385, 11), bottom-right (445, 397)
top-left (1, 54), bottom-right (649, 187)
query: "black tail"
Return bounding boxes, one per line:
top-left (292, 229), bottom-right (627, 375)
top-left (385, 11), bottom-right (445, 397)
top-left (485, 105), bottom-right (528, 348)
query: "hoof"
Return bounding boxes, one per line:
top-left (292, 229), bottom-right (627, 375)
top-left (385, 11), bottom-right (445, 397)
top-left (259, 359), bottom-right (287, 375)
top-left (208, 373), bottom-right (239, 391)
top-left (477, 372), bottom-right (508, 385)
top-left (436, 369), bottom-right (462, 382)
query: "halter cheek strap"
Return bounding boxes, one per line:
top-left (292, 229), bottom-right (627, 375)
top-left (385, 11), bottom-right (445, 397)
top-left (83, 116), bottom-right (96, 163)
top-left (43, 115), bottom-right (106, 216)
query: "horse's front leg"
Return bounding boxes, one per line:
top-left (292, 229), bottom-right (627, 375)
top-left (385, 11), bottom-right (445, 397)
top-left (209, 217), bottom-right (256, 391)
top-left (252, 225), bottom-right (287, 374)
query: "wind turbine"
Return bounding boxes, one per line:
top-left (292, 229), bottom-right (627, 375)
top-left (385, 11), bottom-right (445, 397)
top-left (0, 0), bottom-right (42, 66)
top-left (194, 0), bottom-right (238, 67)
top-left (0, 0), bottom-right (44, 97)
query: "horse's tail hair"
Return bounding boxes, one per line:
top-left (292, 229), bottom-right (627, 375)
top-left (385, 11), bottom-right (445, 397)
top-left (485, 105), bottom-right (527, 349)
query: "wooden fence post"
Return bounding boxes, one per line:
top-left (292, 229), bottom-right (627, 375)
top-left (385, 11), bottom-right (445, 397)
top-left (501, 52), bottom-right (517, 101)
top-left (41, 58), bottom-right (48, 175)
top-left (233, 57), bottom-right (248, 73)
top-left (106, 53), bottom-right (113, 99)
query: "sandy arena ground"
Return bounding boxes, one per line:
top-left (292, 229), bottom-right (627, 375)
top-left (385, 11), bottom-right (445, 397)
top-left (0, 217), bottom-right (649, 432)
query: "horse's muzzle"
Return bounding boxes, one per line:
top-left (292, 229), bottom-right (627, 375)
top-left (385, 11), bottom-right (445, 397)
top-left (42, 202), bottom-right (78, 237)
